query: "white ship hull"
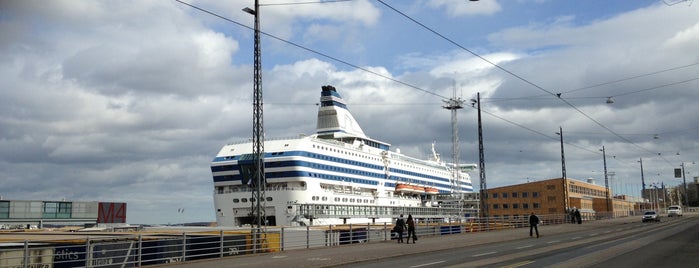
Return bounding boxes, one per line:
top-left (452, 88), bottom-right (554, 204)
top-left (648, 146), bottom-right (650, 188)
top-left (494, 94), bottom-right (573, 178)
top-left (211, 86), bottom-right (474, 226)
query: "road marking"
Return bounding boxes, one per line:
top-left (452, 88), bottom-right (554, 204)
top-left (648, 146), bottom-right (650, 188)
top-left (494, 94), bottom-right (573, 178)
top-left (473, 251), bottom-right (497, 257)
top-left (271, 256), bottom-right (287, 259)
top-left (604, 230), bottom-right (612, 233)
top-left (410, 261), bottom-right (446, 267)
top-left (501, 260), bottom-right (535, 268)
top-left (571, 236), bottom-right (582, 240)
top-left (516, 245), bottom-right (533, 249)
top-left (308, 257), bottom-right (330, 261)
top-left (547, 240), bottom-right (560, 244)
top-left (589, 233), bottom-right (598, 236)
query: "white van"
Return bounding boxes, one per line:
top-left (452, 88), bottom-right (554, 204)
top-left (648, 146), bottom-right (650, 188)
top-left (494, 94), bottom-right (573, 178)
top-left (667, 205), bottom-right (683, 217)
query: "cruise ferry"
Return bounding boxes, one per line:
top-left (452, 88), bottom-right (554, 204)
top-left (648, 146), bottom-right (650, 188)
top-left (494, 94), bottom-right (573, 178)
top-left (211, 85), bottom-right (475, 226)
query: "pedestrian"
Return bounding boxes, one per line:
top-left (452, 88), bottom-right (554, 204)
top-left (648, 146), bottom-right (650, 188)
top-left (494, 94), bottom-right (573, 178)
top-left (529, 212), bottom-right (540, 238)
top-left (395, 214), bottom-right (406, 243)
top-left (406, 214), bottom-right (417, 244)
top-left (569, 208), bottom-right (576, 224)
top-left (574, 208), bottom-right (582, 224)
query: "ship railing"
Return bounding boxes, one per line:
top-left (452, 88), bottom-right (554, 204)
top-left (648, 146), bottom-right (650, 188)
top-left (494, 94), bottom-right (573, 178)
top-left (225, 136), bottom-right (304, 146)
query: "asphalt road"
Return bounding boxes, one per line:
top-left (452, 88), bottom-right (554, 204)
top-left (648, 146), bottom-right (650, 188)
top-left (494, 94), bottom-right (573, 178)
top-left (340, 216), bottom-right (698, 268)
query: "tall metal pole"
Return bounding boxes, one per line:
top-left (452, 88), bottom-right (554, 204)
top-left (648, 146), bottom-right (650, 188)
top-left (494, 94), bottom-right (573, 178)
top-left (601, 146), bottom-right (611, 217)
top-left (475, 93), bottom-right (487, 220)
top-left (639, 158), bottom-right (646, 200)
top-left (556, 127), bottom-right (569, 214)
top-left (244, 0), bottom-right (266, 252)
top-left (442, 86), bottom-right (464, 196)
top-left (681, 163), bottom-right (688, 206)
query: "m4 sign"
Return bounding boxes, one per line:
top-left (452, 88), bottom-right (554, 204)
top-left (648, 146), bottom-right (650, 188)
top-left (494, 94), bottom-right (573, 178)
top-left (98, 202), bottom-right (127, 223)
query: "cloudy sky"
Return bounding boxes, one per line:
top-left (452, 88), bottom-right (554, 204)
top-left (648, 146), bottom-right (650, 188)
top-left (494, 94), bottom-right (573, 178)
top-left (2, 0), bottom-right (698, 224)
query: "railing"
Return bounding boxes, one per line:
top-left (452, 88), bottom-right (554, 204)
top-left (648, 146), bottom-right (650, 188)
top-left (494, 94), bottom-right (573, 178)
top-left (0, 213), bottom-right (649, 267)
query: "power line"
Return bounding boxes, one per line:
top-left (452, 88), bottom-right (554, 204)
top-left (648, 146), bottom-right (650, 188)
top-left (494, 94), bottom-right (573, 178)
top-left (174, 0), bottom-right (447, 100)
top-left (564, 62), bottom-right (699, 95)
top-left (375, 0), bottom-right (676, 166)
top-left (177, 0), bottom-right (682, 167)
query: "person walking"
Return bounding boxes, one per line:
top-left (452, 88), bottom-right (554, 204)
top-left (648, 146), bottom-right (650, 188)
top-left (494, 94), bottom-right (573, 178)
top-left (395, 214), bottom-right (406, 243)
top-left (574, 208), bottom-right (582, 224)
top-left (406, 214), bottom-right (417, 244)
top-left (529, 212), bottom-right (540, 238)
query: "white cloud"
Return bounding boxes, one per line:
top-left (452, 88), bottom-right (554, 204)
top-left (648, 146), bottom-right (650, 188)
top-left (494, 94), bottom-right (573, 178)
top-left (428, 0), bottom-right (502, 16)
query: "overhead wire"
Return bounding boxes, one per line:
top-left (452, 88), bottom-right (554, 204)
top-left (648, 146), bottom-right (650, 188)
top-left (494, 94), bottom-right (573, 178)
top-left (173, 0), bottom-right (448, 100)
top-left (176, 0), bottom-right (684, 167)
top-left (375, 0), bottom-right (677, 166)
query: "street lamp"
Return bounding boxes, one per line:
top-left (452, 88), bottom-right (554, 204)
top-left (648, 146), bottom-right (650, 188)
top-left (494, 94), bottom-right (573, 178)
top-left (555, 127), bottom-right (569, 214)
top-left (244, 0), bottom-right (266, 253)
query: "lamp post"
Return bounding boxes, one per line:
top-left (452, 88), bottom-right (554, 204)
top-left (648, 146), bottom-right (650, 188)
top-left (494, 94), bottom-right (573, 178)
top-left (555, 127), bottom-right (569, 215)
top-left (601, 146), bottom-right (611, 217)
top-left (243, 0), bottom-right (266, 253)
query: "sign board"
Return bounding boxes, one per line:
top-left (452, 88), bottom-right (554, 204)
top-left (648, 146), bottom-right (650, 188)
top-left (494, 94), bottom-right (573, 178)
top-left (97, 202), bottom-right (127, 223)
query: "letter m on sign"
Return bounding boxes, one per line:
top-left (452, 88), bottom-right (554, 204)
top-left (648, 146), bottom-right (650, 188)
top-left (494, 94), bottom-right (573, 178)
top-left (98, 202), bottom-right (127, 223)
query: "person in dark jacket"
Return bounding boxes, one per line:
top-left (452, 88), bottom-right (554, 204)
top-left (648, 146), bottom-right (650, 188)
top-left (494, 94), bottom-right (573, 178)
top-left (529, 212), bottom-right (540, 238)
top-left (406, 214), bottom-right (417, 244)
top-left (395, 214), bottom-right (406, 243)
top-left (574, 208), bottom-right (582, 224)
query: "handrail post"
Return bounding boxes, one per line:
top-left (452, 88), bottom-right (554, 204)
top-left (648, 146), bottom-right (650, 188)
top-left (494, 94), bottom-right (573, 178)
top-left (219, 230), bottom-right (224, 258)
top-left (138, 234), bottom-right (143, 267)
top-left (182, 232), bottom-right (186, 262)
top-left (23, 240), bottom-right (28, 268)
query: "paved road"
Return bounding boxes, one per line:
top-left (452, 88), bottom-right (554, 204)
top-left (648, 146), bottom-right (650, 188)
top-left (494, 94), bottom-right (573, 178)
top-left (157, 215), bottom-right (696, 268)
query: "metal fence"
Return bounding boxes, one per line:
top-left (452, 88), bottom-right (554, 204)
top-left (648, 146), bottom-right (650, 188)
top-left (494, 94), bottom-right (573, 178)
top-left (0, 213), bottom-right (645, 267)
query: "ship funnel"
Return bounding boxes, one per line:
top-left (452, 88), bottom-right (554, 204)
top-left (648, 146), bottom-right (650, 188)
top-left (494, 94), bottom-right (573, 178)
top-left (316, 85), bottom-right (368, 138)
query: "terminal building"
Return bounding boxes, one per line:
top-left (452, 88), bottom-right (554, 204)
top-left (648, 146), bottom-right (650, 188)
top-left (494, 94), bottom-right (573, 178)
top-left (483, 178), bottom-right (636, 221)
top-left (0, 199), bottom-right (126, 228)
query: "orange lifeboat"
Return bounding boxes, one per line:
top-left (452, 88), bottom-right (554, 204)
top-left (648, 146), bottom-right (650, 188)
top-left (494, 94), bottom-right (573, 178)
top-left (425, 187), bottom-right (439, 195)
top-left (395, 184), bottom-right (412, 192)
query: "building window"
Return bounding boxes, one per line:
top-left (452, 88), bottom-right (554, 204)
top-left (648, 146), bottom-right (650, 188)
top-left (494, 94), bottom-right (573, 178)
top-left (532, 192), bottom-right (539, 197)
top-left (523, 203), bottom-right (529, 209)
top-left (533, 203), bottom-right (540, 208)
top-left (512, 192), bottom-right (518, 198)
top-left (522, 192), bottom-right (528, 198)
top-left (493, 204), bottom-right (500, 209)
top-left (492, 193), bottom-right (499, 198)
top-left (503, 204), bottom-right (509, 209)
top-left (502, 192), bottom-right (508, 198)
top-left (513, 203), bottom-right (519, 209)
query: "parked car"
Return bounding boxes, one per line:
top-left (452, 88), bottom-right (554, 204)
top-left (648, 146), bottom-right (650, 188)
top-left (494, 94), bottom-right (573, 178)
top-left (642, 211), bottom-right (660, 222)
top-left (667, 205), bottom-right (683, 217)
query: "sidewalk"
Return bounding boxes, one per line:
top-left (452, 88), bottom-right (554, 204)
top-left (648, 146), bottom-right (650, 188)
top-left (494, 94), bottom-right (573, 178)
top-left (159, 216), bottom-right (640, 268)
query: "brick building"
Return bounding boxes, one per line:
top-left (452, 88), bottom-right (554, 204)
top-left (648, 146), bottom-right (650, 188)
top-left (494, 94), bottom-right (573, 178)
top-left (483, 178), bottom-right (636, 221)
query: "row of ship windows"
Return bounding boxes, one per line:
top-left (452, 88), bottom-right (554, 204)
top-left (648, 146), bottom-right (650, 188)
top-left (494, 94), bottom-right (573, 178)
top-left (311, 196), bottom-right (375, 204)
top-left (232, 197), bottom-right (274, 203)
top-left (491, 203), bottom-right (541, 209)
top-left (312, 144), bottom-right (381, 162)
top-left (491, 192), bottom-right (540, 199)
top-left (311, 144), bottom-right (448, 177)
